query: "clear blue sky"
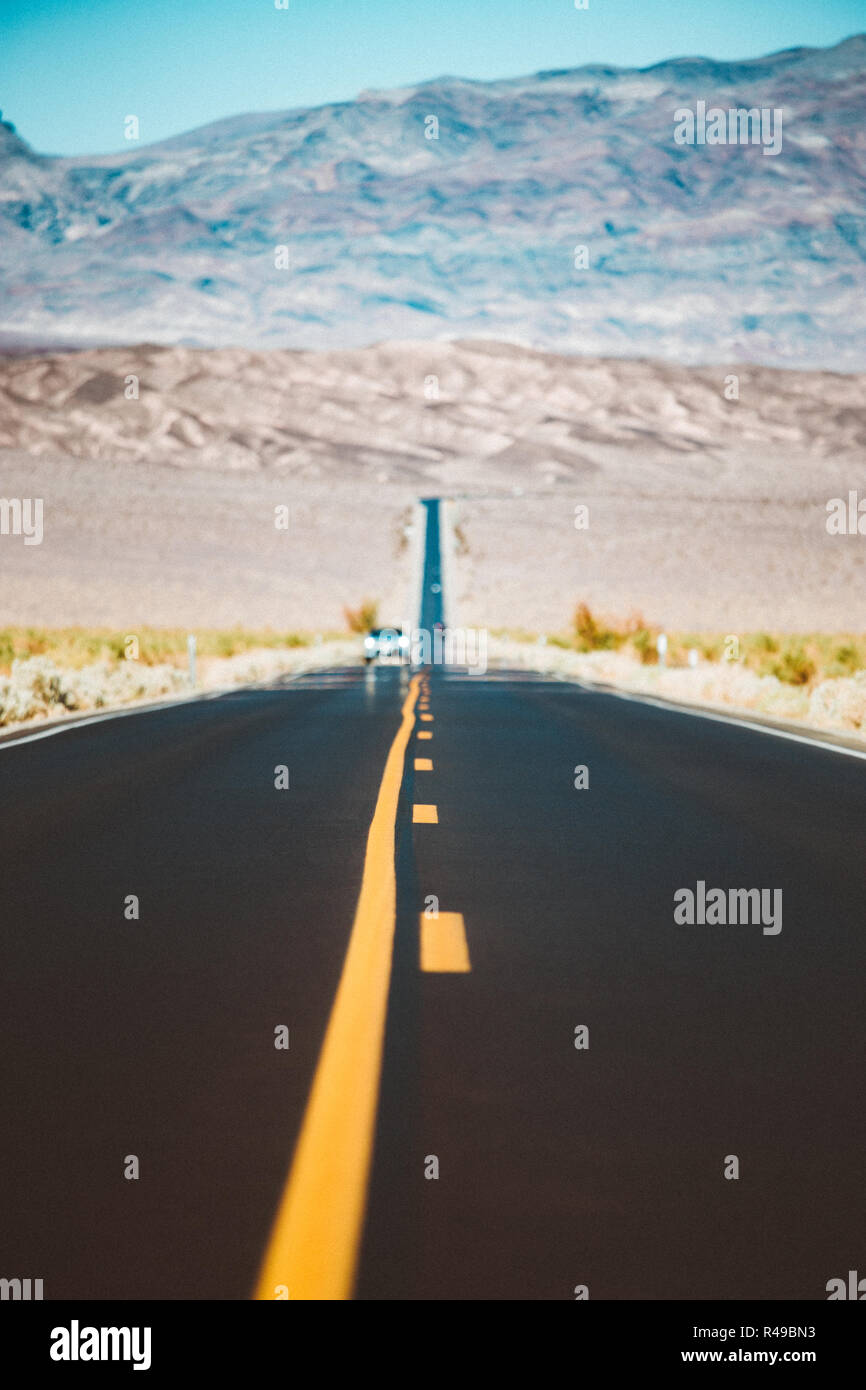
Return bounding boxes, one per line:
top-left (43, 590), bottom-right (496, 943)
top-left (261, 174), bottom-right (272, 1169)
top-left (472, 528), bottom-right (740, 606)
top-left (1, 0), bottom-right (862, 155)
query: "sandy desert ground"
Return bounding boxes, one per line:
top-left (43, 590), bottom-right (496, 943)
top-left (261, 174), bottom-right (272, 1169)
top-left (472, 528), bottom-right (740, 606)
top-left (1, 338), bottom-right (864, 634)
top-left (0, 450), bottom-right (416, 631)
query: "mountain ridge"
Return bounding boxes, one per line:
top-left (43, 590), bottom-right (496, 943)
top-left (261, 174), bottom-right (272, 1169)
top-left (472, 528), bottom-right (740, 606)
top-left (1, 35), bottom-right (864, 367)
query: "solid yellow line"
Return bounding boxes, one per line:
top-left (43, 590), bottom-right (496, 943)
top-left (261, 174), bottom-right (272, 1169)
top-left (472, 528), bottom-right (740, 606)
top-left (413, 803), bottom-right (438, 823)
top-left (414, 757), bottom-right (433, 771)
top-left (254, 673), bottom-right (422, 1301)
top-left (420, 912), bottom-right (471, 973)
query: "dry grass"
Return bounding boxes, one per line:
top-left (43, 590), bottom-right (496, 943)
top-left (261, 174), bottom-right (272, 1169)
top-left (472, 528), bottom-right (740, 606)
top-left (550, 606), bottom-right (866, 688)
top-left (342, 601), bottom-right (380, 635)
top-left (0, 626), bottom-right (315, 676)
top-left (0, 633), bottom-right (361, 728)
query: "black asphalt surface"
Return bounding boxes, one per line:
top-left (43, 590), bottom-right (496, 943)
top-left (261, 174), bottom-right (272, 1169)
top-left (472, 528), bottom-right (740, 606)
top-left (419, 497), bottom-right (444, 631)
top-left (361, 668), bottom-right (866, 1299)
top-left (0, 668), bottom-right (401, 1298)
top-left (1, 496), bottom-right (864, 1300)
top-left (1, 664), bottom-right (865, 1300)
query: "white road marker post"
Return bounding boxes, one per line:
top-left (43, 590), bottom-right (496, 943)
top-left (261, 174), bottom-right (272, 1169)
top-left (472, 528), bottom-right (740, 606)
top-left (187, 633), bottom-right (197, 689)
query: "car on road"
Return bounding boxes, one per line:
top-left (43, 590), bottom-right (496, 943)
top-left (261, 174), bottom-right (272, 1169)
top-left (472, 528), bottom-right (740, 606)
top-left (363, 627), bottom-right (411, 664)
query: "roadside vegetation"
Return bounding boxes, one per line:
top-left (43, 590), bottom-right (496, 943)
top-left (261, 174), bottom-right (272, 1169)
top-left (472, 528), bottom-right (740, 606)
top-left (0, 626), bottom-right (351, 729)
top-left (488, 606), bottom-right (866, 737)
top-left (0, 626), bottom-right (313, 675)
top-left (343, 600), bottom-right (379, 634)
top-left (539, 605), bottom-right (866, 687)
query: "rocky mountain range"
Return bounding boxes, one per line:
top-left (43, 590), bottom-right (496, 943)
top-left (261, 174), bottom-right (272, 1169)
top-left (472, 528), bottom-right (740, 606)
top-left (0, 35), bottom-right (864, 367)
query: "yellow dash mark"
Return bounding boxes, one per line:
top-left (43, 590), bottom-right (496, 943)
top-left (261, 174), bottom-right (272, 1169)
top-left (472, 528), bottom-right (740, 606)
top-left (417, 731), bottom-right (433, 741)
top-left (420, 713), bottom-right (434, 722)
top-left (414, 758), bottom-right (433, 771)
top-left (253, 673), bottom-right (422, 1302)
top-left (420, 912), bottom-right (471, 973)
top-left (413, 804), bottom-right (438, 823)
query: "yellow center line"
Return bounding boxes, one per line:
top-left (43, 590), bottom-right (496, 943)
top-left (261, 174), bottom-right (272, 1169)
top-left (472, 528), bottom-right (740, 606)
top-left (414, 757), bottom-right (433, 771)
top-left (420, 713), bottom-right (434, 722)
top-left (413, 803), bottom-right (438, 823)
top-left (417, 730), bottom-right (432, 741)
top-left (253, 673), bottom-right (422, 1301)
top-left (420, 912), bottom-right (471, 973)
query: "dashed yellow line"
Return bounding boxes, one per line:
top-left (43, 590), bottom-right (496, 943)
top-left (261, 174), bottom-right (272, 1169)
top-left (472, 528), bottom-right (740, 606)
top-left (414, 757), bottom-right (433, 771)
top-left (420, 912), bottom-right (471, 973)
top-left (253, 673), bottom-right (422, 1301)
top-left (420, 713), bottom-right (434, 722)
top-left (417, 731), bottom-right (432, 741)
top-left (413, 804), bottom-right (439, 823)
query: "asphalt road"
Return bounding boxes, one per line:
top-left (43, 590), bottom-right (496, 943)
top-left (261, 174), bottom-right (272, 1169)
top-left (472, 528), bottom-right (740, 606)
top-left (0, 667), bottom-right (407, 1299)
top-left (418, 497), bottom-right (444, 631)
top-left (1, 505), bottom-right (864, 1300)
top-left (359, 667), bottom-right (866, 1299)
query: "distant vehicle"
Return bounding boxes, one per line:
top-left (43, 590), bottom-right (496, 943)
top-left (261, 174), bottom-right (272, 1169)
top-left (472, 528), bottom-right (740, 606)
top-left (363, 627), bottom-right (411, 664)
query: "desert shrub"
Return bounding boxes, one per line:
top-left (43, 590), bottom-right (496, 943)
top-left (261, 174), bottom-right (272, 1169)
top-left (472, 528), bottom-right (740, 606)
top-left (772, 643), bottom-right (816, 686)
top-left (343, 600), bottom-right (379, 634)
top-left (22, 628), bottom-right (48, 657)
top-left (828, 643), bottom-right (860, 677)
top-left (573, 603), bottom-right (598, 647)
top-left (213, 630), bottom-right (242, 659)
top-left (572, 603), bottom-right (624, 652)
top-left (549, 615), bottom-right (866, 687)
top-left (809, 673), bottom-right (866, 730)
top-left (0, 626), bottom-right (313, 675)
top-left (630, 628), bottom-right (658, 665)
